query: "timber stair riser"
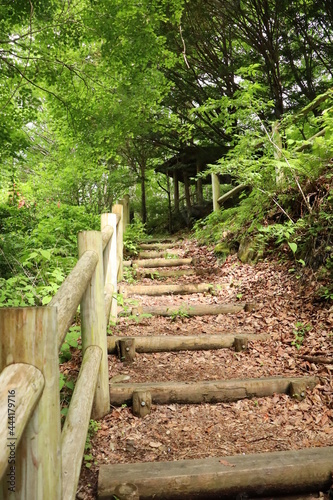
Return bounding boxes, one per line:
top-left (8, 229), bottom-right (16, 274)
top-left (100, 236), bottom-right (331, 499)
top-left (121, 283), bottom-right (226, 297)
top-left (107, 334), bottom-right (269, 353)
top-left (136, 268), bottom-right (199, 278)
top-left (133, 257), bottom-right (194, 268)
top-left (109, 375), bottom-right (318, 406)
top-left (98, 446), bottom-right (333, 499)
top-left (139, 237), bottom-right (180, 244)
top-left (140, 303), bottom-right (252, 316)
top-left (138, 250), bottom-right (183, 259)
top-left (139, 243), bottom-right (182, 250)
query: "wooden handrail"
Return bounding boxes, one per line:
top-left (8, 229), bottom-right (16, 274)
top-left (61, 345), bottom-right (102, 500)
top-left (49, 250), bottom-right (99, 350)
top-left (0, 364), bottom-right (44, 479)
top-left (104, 282), bottom-right (115, 324)
top-left (101, 225), bottom-right (114, 251)
top-left (0, 196), bottom-right (130, 497)
top-left (217, 184), bottom-right (247, 206)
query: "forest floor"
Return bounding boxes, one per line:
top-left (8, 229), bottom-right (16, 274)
top-left (70, 237), bottom-right (333, 499)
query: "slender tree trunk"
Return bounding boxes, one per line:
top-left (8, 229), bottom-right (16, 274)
top-left (196, 163), bottom-right (203, 204)
top-left (173, 171), bottom-right (180, 213)
top-left (140, 164), bottom-right (147, 224)
top-left (166, 174), bottom-right (172, 232)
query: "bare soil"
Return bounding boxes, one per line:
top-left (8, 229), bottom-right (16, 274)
top-left (69, 238), bottom-right (333, 500)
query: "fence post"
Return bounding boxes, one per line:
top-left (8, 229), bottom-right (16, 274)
top-left (101, 213), bottom-right (118, 322)
top-left (211, 173), bottom-right (221, 212)
top-left (0, 307), bottom-right (61, 499)
top-left (120, 195), bottom-right (130, 231)
top-left (112, 204), bottom-right (124, 282)
top-left (78, 231), bottom-right (110, 419)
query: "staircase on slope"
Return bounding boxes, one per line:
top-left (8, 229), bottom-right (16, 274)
top-left (98, 238), bottom-right (331, 500)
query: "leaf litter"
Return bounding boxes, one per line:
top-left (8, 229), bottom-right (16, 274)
top-left (76, 238), bottom-right (333, 499)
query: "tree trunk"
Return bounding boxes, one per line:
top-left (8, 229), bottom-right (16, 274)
top-left (140, 163), bottom-right (147, 224)
top-left (183, 172), bottom-right (191, 224)
top-left (173, 171), bottom-right (180, 213)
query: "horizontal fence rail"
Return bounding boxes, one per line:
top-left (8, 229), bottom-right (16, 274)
top-left (0, 197), bottom-right (129, 499)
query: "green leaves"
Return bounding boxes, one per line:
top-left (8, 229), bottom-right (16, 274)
top-left (288, 242), bottom-right (297, 255)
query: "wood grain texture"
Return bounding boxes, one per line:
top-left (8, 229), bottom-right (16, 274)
top-left (78, 231), bottom-right (110, 419)
top-left (0, 307), bottom-right (61, 499)
top-left (0, 364), bottom-right (44, 480)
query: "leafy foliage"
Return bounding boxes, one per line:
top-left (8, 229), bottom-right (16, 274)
top-left (124, 218), bottom-right (147, 256)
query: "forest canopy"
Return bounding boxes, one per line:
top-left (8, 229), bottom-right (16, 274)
top-left (0, 0), bottom-right (332, 304)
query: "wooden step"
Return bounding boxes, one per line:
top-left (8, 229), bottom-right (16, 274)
top-left (122, 283), bottom-right (224, 297)
top-left (139, 243), bottom-right (182, 250)
top-left (98, 446), bottom-right (333, 499)
top-left (136, 268), bottom-right (198, 279)
top-left (107, 334), bottom-right (269, 353)
top-left (142, 303), bottom-right (248, 316)
top-left (133, 258), bottom-right (193, 268)
top-left (110, 375), bottom-right (318, 406)
top-left (140, 237), bottom-right (180, 244)
top-left (138, 250), bottom-right (182, 259)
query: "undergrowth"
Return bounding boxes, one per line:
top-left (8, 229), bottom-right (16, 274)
top-left (194, 171), bottom-right (333, 301)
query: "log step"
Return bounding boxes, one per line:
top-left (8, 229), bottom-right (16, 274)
top-left (110, 376), bottom-right (318, 406)
top-left (138, 250), bottom-right (182, 259)
top-left (123, 283), bottom-right (225, 297)
top-left (140, 237), bottom-right (180, 244)
top-left (141, 303), bottom-right (247, 316)
top-left (136, 268), bottom-right (198, 279)
top-left (107, 334), bottom-right (269, 354)
top-left (133, 258), bottom-right (193, 268)
top-left (139, 243), bottom-right (181, 250)
top-left (98, 446), bottom-right (333, 499)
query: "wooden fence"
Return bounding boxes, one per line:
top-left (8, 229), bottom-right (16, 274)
top-left (0, 197), bottom-right (130, 499)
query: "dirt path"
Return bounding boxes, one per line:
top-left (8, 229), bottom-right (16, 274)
top-left (77, 237), bottom-right (333, 499)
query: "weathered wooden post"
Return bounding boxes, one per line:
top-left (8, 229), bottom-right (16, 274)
top-left (112, 204), bottom-right (124, 281)
top-left (117, 338), bottom-right (136, 363)
top-left (119, 195), bottom-right (130, 232)
top-left (123, 194), bottom-right (130, 230)
top-left (78, 231), bottom-right (110, 419)
top-left (211, 173), bottom-right (220, 212)
top-left (234, 336), bottom-right (249, 352)
top-left (101, 213), bottom-right (118, 322)
top-left (0, 307), bottom-right (62, 499)
top-left (133, 390), bottom-right (152, 418)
